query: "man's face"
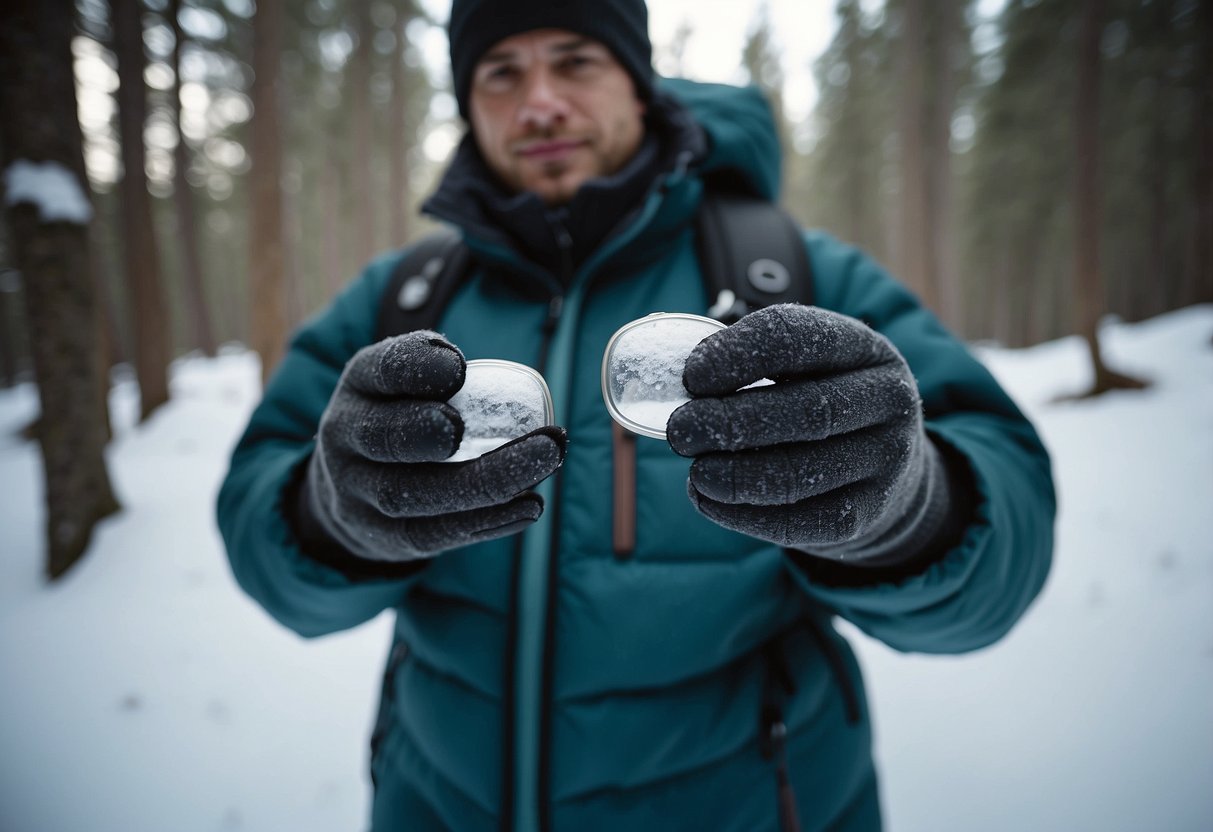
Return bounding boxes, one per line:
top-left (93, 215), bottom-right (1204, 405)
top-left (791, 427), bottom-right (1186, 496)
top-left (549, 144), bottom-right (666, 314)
top-left (468, 29), bottom-right (646, 205)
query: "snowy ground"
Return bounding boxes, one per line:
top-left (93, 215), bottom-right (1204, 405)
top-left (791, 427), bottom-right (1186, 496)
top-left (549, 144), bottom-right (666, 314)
top-left (1, 307), bottom-right (1211, 832)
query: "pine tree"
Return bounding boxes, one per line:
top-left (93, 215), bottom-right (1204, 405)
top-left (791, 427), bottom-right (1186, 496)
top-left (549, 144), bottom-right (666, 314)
top-left (170, 0), bottom-right (217, 356)
top-left (1, 0), bottom-right (121, 577)
top-left (1071, 0), bottom-right (1146, 396)
top-left (113, 0), bottom-right (173, 418)
top-left (800, 0), bottom-right (897, 265)
top-left (247, 0), bottom-right (287, 384)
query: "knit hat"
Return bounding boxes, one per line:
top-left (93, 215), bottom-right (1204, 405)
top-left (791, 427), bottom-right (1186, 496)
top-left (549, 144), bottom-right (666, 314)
top-left (448, 0), bottom-right (654, 119)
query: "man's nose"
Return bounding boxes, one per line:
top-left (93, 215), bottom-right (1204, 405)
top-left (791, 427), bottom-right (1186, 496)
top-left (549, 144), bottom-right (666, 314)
top-left (517, 71), bottom-right (569, 130)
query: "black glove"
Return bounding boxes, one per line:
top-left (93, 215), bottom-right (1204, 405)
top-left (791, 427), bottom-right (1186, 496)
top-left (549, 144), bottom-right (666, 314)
top-left (295, 331), bottom-right (566, 563)
top-left (667, 304), bottom-right (955, 566)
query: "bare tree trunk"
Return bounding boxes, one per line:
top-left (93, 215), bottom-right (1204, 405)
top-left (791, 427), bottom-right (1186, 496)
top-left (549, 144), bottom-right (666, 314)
top-left (0, 268), bottom-right (20, 387)
top-left (1, 0), bottom-right (121, 578)
top-left (248, 0), bottom-right (287, 385)
top-left (1192, 0), bottom-right (1213, 305)
top-left (170, 0), bottom-right (216, 357)
top-left (323, 152), bottom-right (344, 296)
top-left (897, 0), bottom-right (939, 312)
top-left (85, 226), bottom-right (116, 441)
top-left (1147, 110), bottom-right (1169, 319)
top-left (113, 0), bottom-right (172, 420)
top-left (1071, 0), bottom-right (1146, 397)
top-left (992, 236), bottom-right (1013, 345)
top-left (929, 1), bottom-right (962, 331)
top-left (388, 13), bottom-right (412, 246)
top-left (350, 0), bottom-right (375, 262)
top-left (282, 157), bottom-right (306, 329)
top-left (88, 223), bottom-right (125, 370)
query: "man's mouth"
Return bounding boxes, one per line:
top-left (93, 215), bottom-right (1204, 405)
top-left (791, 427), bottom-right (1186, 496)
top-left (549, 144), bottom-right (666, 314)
top-left (515, 138), bottom-right (587, 161)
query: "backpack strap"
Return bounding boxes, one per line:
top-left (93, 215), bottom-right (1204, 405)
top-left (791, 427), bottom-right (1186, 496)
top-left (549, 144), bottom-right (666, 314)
top-left (374, 229), bottom-right (473, 341)
top-left (695, 192), bottom-right (814, 323)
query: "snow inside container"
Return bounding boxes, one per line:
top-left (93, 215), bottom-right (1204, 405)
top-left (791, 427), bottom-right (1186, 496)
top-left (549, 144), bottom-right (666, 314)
top-left (601, 313), bottom-right (725, 440)
top-left (445, 359), bottom-right (554, 462)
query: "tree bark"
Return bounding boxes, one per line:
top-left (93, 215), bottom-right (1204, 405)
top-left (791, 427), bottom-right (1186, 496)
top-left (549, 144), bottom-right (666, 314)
top-left (389, 13), bottom-right (412, 246)
top-left (0, 268), bottom-right (20, 387)
top-left (113, 0), bottom-right (172, 420)
top-left (0, 0), bottom-right (121, 578)
top-left (323, 149), bottom-right (344, 297)
top-left (248, 0), bottom-right (288, 384)
top-left (1072, 0), bottom-right (1146, 395)
top-left (170, 0), bottom-right (217, 357)
top-left (1192, 0), bottom-right (1213, 304)
top-left (350, 0), bottom-right (375, 262)
top-left (896, 0), bottom-right (940, 312)
top-left (928, 1), bottom-right (962, 331)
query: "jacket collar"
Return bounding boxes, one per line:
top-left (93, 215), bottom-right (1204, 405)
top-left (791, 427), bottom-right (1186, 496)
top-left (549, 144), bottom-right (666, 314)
top-left (421, 90), bottom-right (707, 285)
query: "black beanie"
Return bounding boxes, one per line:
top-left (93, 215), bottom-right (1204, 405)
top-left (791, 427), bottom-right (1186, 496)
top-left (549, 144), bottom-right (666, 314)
top-left (448, 0), bottom-right (654, 119)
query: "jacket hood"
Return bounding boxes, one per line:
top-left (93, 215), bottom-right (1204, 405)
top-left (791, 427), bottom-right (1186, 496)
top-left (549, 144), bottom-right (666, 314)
top-left (659, 77), bottom-right (782, 202)
top-left (420, 78), bottom-right (782, 284)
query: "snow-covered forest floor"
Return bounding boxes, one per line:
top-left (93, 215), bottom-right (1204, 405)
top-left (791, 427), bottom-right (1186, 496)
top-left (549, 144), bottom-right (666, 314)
top-left (2, 307), bottom-right (1211, 832)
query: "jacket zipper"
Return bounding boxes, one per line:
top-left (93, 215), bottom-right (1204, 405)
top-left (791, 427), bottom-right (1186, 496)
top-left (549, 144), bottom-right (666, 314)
top-left (536, 222), bottom-right (573, 831)
top-left (510, 189), bottom-right (674, 832)
top-left (760, 641), bottom-right (803, 832)
top-left (504, 290), bottom-right (564, 832)
top-left (756, 617), bottom-right (863, 832)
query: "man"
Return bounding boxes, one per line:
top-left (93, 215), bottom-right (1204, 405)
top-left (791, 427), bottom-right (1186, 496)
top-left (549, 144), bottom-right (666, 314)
top-left (217, 1), bottom-right (1055, 829)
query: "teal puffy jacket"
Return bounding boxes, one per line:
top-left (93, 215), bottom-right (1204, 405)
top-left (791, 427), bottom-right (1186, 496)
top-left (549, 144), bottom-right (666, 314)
top-left (217, 79), bottom-right (1055, 831)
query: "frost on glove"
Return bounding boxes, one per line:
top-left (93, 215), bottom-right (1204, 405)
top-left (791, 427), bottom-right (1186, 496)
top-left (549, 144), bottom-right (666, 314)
top-left (293, 331), bottom-right (566, 574)
top-left (668, 304), bottom-right (966, 576)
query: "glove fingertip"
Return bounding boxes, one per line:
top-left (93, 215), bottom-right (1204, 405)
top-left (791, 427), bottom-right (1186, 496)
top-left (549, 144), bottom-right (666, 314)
top-left (666, 401), bottom-right (711, 457)
top-left (482, 494), bottom-right (544, 540)
top-left (514, 492), bottom-right (545, 522)
top-left (530, 425), bottom-right (569, 456)
top-left (685, 476), bottom-right (707, 514)
top-left (681, 347), bottom-right (730, 398)
top-left (432, 401), bottom-right (465, 458)
top-left (383, 331), bottom-right (466, 398)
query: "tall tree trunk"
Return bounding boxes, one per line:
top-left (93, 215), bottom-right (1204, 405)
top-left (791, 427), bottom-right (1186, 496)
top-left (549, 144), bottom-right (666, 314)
top-left (170, 0), bottom-right (217, 357)
top-left (323, 152), bottom-right (344, 297)
top-left (1074, 0), bottom-right (1107, 370)
top-left (88, 222), bottom-right (125, 370)
top-left (248, 0), bottom-right (287, 385)
top-left (350, 0), bottom-right (375, 262)
top-left (1072, 0), bottom-right (1146, 396)
top-left (113, 0), bottom-right (171, 420)
top-left (282, 156), bottom-right (306, 329)
top-left (1, 0), bottom-right (121, 578)
top-left (897, 0), bottom-right (939, 312)
top-left (0, 268), bottom-right (20, 387)
top-left (278, 63), bottom-right (305, 330)
top-left (1147, 101), bottom-right (1169, 320)
top-left (1192, 0), bottom-right (1213, 304)
top-left (928, 1), bottom-right (962, 331)
top-left (389, 14), bottom-right (412, 246)
top-left (86, 225), bottom-right (116, 441)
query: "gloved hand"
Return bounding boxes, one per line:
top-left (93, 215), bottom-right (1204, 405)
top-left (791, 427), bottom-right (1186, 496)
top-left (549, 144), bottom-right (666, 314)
top-left (667, 304), bottom-right (954, 565)
top-left (296, 331), bottom-right (566, 563)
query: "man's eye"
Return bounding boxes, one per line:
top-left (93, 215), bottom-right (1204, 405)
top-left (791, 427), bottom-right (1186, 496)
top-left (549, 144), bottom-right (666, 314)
top-left (477, 64), bottom-right (519, 89)
top-left (559, 55), bottom-right (595, 72)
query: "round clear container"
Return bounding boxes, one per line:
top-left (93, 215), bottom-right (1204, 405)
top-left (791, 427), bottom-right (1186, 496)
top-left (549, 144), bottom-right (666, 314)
top-left (445, 359), bottom-right (554, 462)
top-left (600, 313), bottom-right (725, 440)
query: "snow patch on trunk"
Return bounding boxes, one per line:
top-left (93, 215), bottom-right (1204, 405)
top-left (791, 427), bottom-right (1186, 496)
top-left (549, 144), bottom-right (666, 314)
top-left (4, 159), bottom-right (93, 224)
